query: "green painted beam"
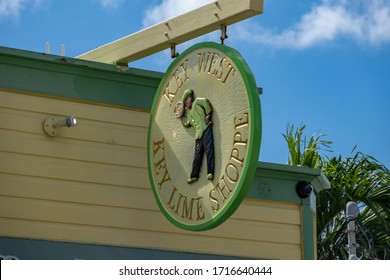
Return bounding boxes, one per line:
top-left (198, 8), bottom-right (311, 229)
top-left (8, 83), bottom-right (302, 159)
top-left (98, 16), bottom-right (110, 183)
top-left (301, 204), bottom-right (315, 259)
top-left (0, 237), bottom-right (248, 260)
top-left (0, 46), bottom-right (163, 110)
top-left (248, 162), bottom-right (330, 204)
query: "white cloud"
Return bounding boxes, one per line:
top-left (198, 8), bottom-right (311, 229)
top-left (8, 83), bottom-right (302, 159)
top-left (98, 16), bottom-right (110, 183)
top-left (143, 0), bottom-right (212, 28)
top-left (0, 0), bottom-right (43, 20)
top-left (233, 0), bottom-right (390, 49)
top-left (366, 1), bottom-right (390, 45)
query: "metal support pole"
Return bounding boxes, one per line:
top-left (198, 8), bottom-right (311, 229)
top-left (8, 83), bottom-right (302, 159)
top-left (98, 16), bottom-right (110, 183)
top-left (346, 201), bottom-right (360, 260)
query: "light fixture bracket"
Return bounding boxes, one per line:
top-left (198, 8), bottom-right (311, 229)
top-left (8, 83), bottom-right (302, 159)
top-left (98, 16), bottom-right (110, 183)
top-left (43, 116), bottom-right (77, 137)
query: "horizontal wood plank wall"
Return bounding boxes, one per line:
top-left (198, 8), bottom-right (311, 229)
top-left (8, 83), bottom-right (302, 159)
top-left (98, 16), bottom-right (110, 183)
top-left (0, 90), bottom-right (302, 259)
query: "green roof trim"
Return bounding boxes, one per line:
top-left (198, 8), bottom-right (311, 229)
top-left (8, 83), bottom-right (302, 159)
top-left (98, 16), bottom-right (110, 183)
top-left (248, 162), bottom-right (330, 204)
top-left (301, 204), bottom-right (316, 259)
top-left (0, 237), bottom-right (247, 260)
top-left (0, 46), bottom-right (163, 110)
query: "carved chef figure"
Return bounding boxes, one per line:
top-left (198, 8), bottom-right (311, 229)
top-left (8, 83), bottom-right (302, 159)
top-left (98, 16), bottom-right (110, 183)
top-left (178, 89), bottom-right (215, 184)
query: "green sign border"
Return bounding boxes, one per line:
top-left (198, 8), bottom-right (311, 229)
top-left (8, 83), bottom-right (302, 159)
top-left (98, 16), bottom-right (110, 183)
top-left (147, 42), bottom-right (262, 231)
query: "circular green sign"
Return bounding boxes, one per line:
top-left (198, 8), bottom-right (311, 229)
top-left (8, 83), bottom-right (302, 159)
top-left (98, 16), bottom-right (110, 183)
top-left (148, 42), bottom-right (261, 231)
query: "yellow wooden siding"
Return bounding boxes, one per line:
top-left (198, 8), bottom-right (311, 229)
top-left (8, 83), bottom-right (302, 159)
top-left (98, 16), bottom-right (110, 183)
top-left (0, 90), bottom-right (302, 259)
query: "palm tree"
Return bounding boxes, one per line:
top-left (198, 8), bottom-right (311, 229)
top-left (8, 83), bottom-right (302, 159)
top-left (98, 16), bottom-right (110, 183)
top-left (283, 124), bottom-right (390, 259)
top-left (283, 123), bottom-right (332, 169)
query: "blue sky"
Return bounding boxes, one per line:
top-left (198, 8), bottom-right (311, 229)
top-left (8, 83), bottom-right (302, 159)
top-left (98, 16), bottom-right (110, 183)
top-left (1, 0), bottom-right (389, 168)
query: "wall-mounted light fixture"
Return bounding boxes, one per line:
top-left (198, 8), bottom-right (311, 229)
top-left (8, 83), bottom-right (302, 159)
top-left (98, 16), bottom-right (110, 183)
top-left (43, 116), bottom-right (77, 137)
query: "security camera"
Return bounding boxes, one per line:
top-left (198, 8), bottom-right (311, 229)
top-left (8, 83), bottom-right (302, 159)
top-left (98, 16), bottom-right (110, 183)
top-left (296, 181), bottom-right (313, 199)
top-left (346, 201), bottom-right (360, 219)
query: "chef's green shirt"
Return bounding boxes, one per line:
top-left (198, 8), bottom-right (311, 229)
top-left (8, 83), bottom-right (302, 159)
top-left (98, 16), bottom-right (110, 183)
top-left (182, 98), bottom-right (212, 139)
